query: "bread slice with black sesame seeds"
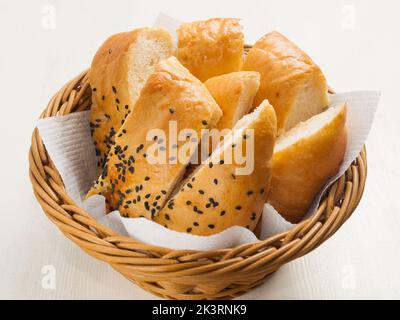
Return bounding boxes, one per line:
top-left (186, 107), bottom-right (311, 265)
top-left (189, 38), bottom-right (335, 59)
top-left (89, 28), bottom-right (174, 170)
top-left (155, 100), bottom-right (277, 236)
top-left (268, 103), bottom-right (347, 223)
top-left (87, 56), bottom-right (222, 219)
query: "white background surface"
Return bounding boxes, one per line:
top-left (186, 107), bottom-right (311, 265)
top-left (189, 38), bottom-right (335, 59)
top-left (0, 0), bottom-right (399, 299)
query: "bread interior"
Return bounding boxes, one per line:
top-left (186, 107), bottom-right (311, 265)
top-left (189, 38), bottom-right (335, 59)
top-left (284, 73), bottom-right (329, 131)
top-left (127, 33), bottom-right (172, 103)
top-left (275, 103), bottom-right (344, 152)
top-left (231, 78), bottom-right (260, 126)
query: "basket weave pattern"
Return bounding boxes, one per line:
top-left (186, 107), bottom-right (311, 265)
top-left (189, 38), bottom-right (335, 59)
top-left (29, 63), bottom-right (367, 300)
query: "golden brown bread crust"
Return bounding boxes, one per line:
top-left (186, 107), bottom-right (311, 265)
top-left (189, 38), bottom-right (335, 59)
top-left (155, 101), bottom-right (277, 235)
top-left (177, 18), bottom-right (244, 82)
top-left (268, 104), bottom-right (347, 223)
top-left (205, 71), bottom-right (260, 130)
top-left (242, 31), bottom-right (328, 133)
top-left (89, 28), bottom-right (173, 169)
top-left (87, 57), bottom-right (222, 219)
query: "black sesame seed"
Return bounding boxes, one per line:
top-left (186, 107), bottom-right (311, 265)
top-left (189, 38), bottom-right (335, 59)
top-left (144, 202), bottom-right (150, 210)
top-left (260, 188), bottom-right (265, 194)
top-left (165, 214), bottom-right (170, 221)
top-left (186, 200), bottom-right (192, 205)
top-left (209, 162), bottom-right (214, 168)
top-left (193, 222), bottom-right (199, 227)
top-left (247, 190), bottom-right (254, 195)
top-left (155, 195), bottom-right (161, 200)
top-left (202, 120), bottom-right (208, 125)
top-left (144, 176), bottom-right (150, 181)
top-left (219, 160), bottom-right (224, 165)
top-left (112, 86), bottom-right (117, 93)
top-left (145, 194), bottom-right (151, 199)
top-left (187, 183), bottom-right (193, 188)
top-left (208, 224), bottom-right (215, 229)
top-left (186, 228), bottom-right (192, 233)
top-left (220, 210), bottom-right (226, 216)
top-left (151, 208), bottom-right (156, 216)
top-left (125, 189), bottom-right (132, 194)
top-left (169, 108), bottom-right (174, 114)
top-left (108, 49), bottom-right (112, 54)
top-left (102, 95), bottom-right (105, 101)
top-left (243, 134), bottom-right (249, 140)
top-left (116, 98), bottom-right (120, 104)
top-left (235, 205), bottom-right (242, 210)
top-left (161, 190), bottom-right (167, 195)
top-left (125, 105), bottom-right (129, 110)
top-left (213, 179), bottom-right (218, 185)
top-left (198, 190), bottom-right (204, 195)
top-left (231, 173), bottom-right (236, 180)
top-left (205, 203), bottom-right (211, 208)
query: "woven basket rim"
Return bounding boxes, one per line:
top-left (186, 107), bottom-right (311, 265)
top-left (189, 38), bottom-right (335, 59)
top-left (28, 49), bottom-right (367, 299)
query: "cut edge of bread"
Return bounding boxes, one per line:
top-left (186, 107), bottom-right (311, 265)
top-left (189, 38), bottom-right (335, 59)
top-left (127, 28), bottom-right (174, 105)
top-left (283, 72), bottom-right (329, 132)
top-left (275, 103), bottom-right (347, 153)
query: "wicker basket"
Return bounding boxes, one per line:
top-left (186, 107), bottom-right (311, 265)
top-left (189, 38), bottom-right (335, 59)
top-left (29, 47), bottom-right (367, 299)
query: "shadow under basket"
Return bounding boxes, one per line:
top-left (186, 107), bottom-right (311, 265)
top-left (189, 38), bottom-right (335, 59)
top-left (29, 61), bottom-right (367, 300)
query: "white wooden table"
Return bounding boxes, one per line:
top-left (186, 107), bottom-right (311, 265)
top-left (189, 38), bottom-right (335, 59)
top-left (1, 0), bottom-right (399, 299)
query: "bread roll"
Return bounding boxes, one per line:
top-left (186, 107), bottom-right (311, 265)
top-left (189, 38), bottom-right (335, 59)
top-left (155, 100), bottom-right (277, 236)
top-left (87, 57), bottom-right (222, 219)
top-left (268, 103), bottom-right (347, 223)
top-left (90, 28), bottom-right (174, 169)
top-left (177, 18), bottom-right (244, 82)
top-left (243, 31), bottom-right (329, 134)
top-left (205, 71), bottom-right (261, 130)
